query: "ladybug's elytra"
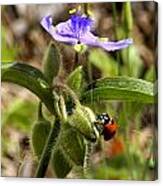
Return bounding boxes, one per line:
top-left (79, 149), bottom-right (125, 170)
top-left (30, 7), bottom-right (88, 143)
top-left (95, 113), bottom-right (118, 141)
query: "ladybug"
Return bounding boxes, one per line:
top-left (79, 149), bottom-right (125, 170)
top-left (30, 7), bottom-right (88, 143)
top-left (95, 113), bottom-right (118, 141)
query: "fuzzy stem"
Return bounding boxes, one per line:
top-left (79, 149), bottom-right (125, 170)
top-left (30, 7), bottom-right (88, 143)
top-left (35, 92), bottom-right (61, 177)
top-left (71, 51), bottom-right (80, 71)
top-left (38, 102), bottom-right (43, 120)
top-left (35, 117), bottom-right (60, 177)
top-left (83, 141), bottom-right (92, 178)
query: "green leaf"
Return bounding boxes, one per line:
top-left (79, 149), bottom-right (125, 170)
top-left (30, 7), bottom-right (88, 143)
top-left (31, 120), bottom-right (51, 159)
top-left (51, 148), bottom-right (72, 178)
top-left (81, 76), bottom-right (155, 104)
top-left (43, 42), bottom-right (61, 84)
top-left (1, 62), bottom-right (55, 114)
top-left (67, 66), bottom-right (83, 94)
top-left (58, 123), bottom-right (86, 166)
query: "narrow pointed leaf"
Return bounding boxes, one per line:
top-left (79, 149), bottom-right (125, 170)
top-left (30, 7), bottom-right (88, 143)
top-left (1, 62), bottom-right (55, 113)
top-left (67, 66), bottom-right (83, 94)
top-left (43, 42), bottom-right (61, 84)
top-left (81, 77), bottom-right (155, 104)
top-left (122, 2), bottom-right (133, 33)
top-left (31, 120), bottom-right (51, 159)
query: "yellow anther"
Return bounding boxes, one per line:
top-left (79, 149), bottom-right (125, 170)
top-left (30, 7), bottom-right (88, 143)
top-left (87, 10), bottom-right (93, 17)
top-left (69, 8), bottom-right (77, 14)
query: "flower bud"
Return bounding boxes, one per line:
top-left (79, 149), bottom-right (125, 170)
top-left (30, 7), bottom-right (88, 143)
top-left (67, 105), bottom-right (97, 142)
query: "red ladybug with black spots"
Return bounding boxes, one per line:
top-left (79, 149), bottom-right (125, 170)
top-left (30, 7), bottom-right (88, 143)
top-left (95, 113), bottom-right (118, 141)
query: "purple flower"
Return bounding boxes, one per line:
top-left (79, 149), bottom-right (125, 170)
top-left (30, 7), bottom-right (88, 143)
top-left (40, 13), bottom-right (133, 52)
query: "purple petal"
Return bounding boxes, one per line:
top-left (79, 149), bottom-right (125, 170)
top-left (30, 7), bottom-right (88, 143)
top-left (80, 32), bottom-right (99, 46)
top-left (100, 38), bottom-right (133, 51)
top-left (80, 32), bottom-right (133, 51)
top-left (41, 15), bottom-right (53, 31)
top-left (40, 16), bottom-right (78, 45)
top-left (56, 19), bottom-right (75, 38)
top-left (70, 14), bottom-right (93, 34)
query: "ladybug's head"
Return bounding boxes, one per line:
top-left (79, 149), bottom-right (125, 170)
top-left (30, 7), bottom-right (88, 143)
top-left (96, 113), bottom-right (110, 125)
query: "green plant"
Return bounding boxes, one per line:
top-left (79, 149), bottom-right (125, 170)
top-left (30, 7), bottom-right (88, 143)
top-left (1, 2), bottom-right (157, 179)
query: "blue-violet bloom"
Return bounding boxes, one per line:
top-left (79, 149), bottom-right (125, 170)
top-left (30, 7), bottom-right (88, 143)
top-left (40, 12), bottom-right (133, 52)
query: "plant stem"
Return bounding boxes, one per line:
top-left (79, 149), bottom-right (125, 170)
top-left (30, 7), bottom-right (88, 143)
top-left (71, 51), bottom-right (79, 71)
top-left (35, 117), bottom-right (60, 177)
top-left (38, 102), bottom-right (43, 120)
top-left (112, 3), bottom-right (121, 75)
top-left (87, 58), bottom-right (94, 106)
top-left (83, 3), bottom-right (89, 16)
top-left (112, 3), bottom-right (119, 40)
top-left (123, 1), bottom-right (133, 76)
top-left (83, 2), bottom-right (94, 99)
top-left (82, 3), bottom-right (94, 104)
top-left (75, 51), bottom-right (79, 64)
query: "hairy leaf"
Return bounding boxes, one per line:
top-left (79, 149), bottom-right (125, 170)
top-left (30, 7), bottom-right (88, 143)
top-left (58, 123), bottom-right (86, 166)
top-left (51, 148), bottom-right (72, 178)
top-left (81, 76), bottom-right (155, 103)
top-left (31, 120), bottom-right (51, 159)
top-left (67, 106), bottom-right (97, 142)
top-left (1, 62), bottom-right (55, 113)
top-left (67, 66), bottom-right (83, 94)
top-left (43, 42), bottom-right (61, 84)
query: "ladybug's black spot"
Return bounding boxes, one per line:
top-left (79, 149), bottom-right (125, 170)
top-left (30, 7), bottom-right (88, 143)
top-left (103, 130), bottom-right (116, 141)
